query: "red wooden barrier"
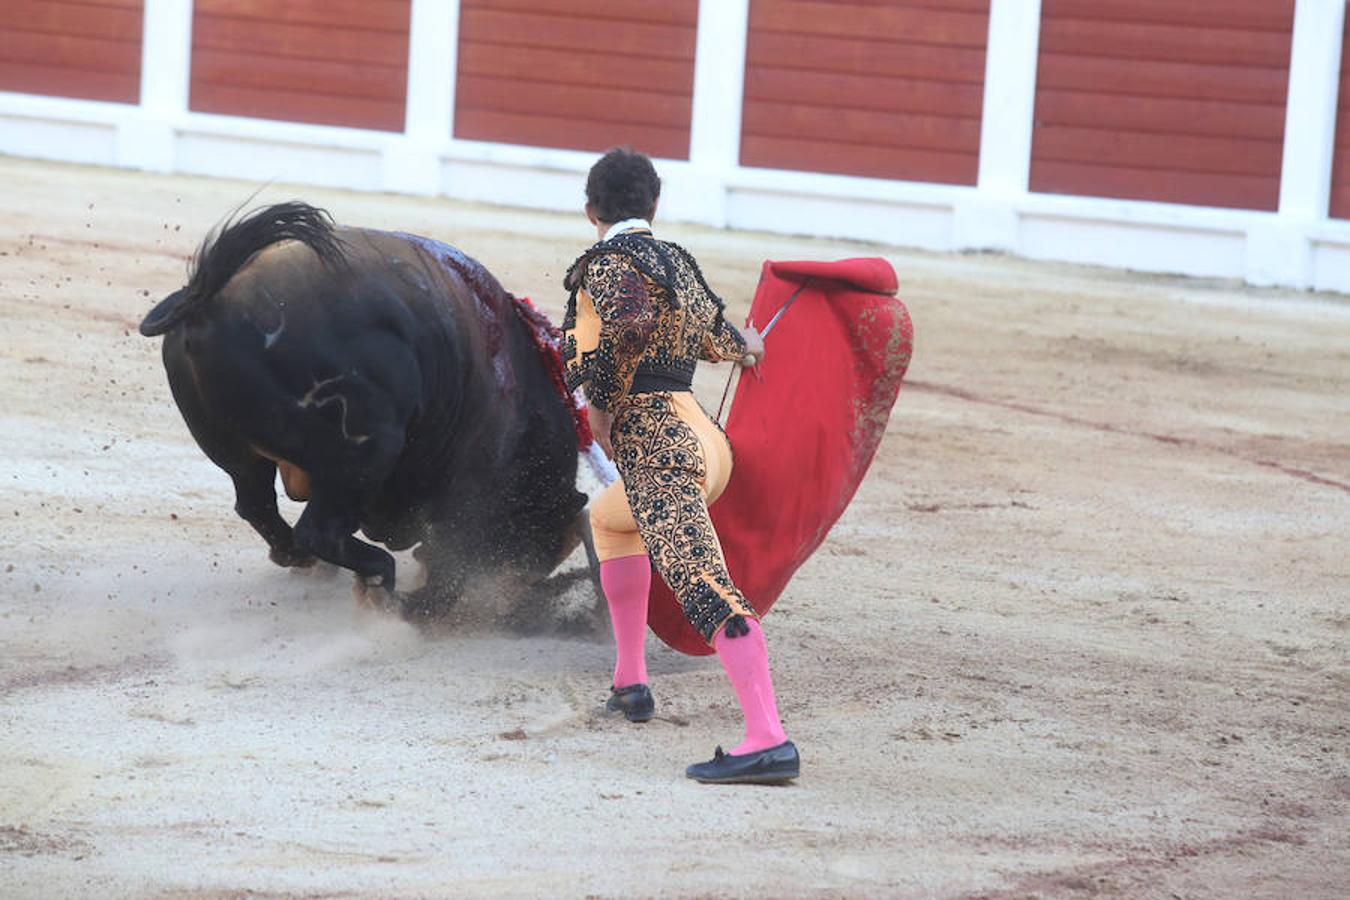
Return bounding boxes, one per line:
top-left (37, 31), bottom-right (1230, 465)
top-left (454, 0), bottom-right (698, 160)
top-left (189, 0), bottom-right (411, 132)
top-left (1031, 0), bottom-right (1295, 210)
top-left (1329, 12), bottom-right (1350, 219)
top-left (740, 0), bottom-right (990, 184)
top-left (0, 0), bottom-right (143, 104)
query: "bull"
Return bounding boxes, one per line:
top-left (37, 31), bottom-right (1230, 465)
top-left (139, 202), bottom-right (588, 617)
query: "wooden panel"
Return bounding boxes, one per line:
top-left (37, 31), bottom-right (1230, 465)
top-left (192, 50), bottom-right (406, 104)
top-left (1035, 90), bottom-right (1284, 141)
top-left (1328, 185), bottom-right (1350, 221)
top-left (456, 109), bottom-right (690, 160)
top-left (194, 0), bottom-right (411, 31)
top-left (1031, 0), bottom-right (1294, 211)
top-left (1329, 13), bottom-right (1350, 219)
top-left (1035, 55), bottom-right (1290, 105)
top-left (740, 0), bottom-right (989, 184)
top-left (457, 76), bottom-right (690, 129)
top-left (1030, 160), bottom-right (1277, 211)
top-left (192, 83), bottom-right (405, 134)
top-left (2, 0), bottom-right (141, 40)
top-left (1039, 18), bottom-right (1291, 69)
top-left (1040, 0), bottom-right (1293, 32)
top-left (746, 32), bottom-right (987, 83)
top-left (1035, 128), bottom-right (1280, 178)
top-left (458, 9), bottom-right (695, 60)
top-left (0, 0), bottom-right (143, 103)
top-left (454, 0), bottom-right (698, 159)
top-left (192, 18), bottom-right (409, 68)
top-left (2, 31), bottom-right (142, 74)
top-left (189, 1), bottom-right (410, 131)
top-left (459, 0), bottom-right (696, 25)
top-left (745, 68), bottom-right (984, 118)
top-left (800, 0), bottom-right (989, 11)
top-left (742, 134), bottom-right (975, 184)
top-left (750, 1), bottom-right (989, 48)
top-left (743, 103), bottom-right (980, 154)
top-left (457, 42), bottom-right (693, 93)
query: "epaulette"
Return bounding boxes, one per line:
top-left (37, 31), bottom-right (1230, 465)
top-left (563, 232), bottom-right (666, 293)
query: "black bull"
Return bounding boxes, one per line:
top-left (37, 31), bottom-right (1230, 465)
top-left (139, 202), bottom-right (588, 616)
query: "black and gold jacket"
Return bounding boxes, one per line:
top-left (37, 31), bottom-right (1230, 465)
top-left (561, 230), bottom-right (746, 411)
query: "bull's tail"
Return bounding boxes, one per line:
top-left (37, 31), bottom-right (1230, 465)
top-left (139, 201), bottom-right (347, 336)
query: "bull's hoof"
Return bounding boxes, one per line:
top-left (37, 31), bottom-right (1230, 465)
top-left (352, 576), bottom-right (401, 614)
top-left (270, 545), bottom-right (317, 568)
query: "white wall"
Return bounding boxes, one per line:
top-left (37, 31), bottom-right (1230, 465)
top-left (3, 0), bottom-right (1350, 293)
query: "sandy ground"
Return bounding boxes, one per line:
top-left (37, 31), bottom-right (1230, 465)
top-left (0, 156), bottom-right (1347, 899)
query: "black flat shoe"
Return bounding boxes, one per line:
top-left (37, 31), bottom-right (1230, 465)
top-left (605, 684), bottom-right (655, 723)
top-left (686, 740), bottom-right (800, 784)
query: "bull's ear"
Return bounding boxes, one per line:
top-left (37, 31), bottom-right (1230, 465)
top-left (139, 288), bottom-right (191, 336)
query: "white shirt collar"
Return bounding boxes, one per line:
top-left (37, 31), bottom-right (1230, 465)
top-left (603, 218), bottom-right (652, 241)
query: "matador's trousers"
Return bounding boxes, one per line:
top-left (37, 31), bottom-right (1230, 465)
top-left (589, 391), bottom-right (758, 644)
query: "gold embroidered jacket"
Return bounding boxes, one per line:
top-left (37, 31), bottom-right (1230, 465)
top-left (561, 231), bottom-right (746, 410)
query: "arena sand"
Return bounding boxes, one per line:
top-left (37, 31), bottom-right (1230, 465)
top-left (1, 158), bottom-right (1347, 898)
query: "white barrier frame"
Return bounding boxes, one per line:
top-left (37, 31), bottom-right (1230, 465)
top-left (3, 0), bottom-right (1350, 293)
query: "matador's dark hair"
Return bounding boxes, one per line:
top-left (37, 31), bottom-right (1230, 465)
top-left (585, 146), bottom-right (661, 224)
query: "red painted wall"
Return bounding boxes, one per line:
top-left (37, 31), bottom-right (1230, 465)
top-left (740, 0), bottom-right (991, 185)
top-left (189, 0), bottom-right (411, 132)
top-left (454, 0), bottom-right (698, 160)
top-left (1031, 0), bottom-right (1295, 211)
top-left (0, 0), bottom-right (143, 104)
top-left (1328, 10), bottom-right (1350, 219)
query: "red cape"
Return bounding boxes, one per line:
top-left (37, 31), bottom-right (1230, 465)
top-left (647, 258), bottom-right (914, 655)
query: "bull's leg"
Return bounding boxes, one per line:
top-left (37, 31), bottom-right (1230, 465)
top-left (230, 456), bottom-right (313, 568)
top-left (292, 488), bottom-right (396, 590)
top-left (576, 509), bottom-right (603, 599)
top-left (165, 336), bottom-right (310, 568)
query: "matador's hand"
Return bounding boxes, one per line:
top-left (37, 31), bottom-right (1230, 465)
top-left (588, 404), bottom-right (615, 459)
top-left (739, 324), bottom-right (765, 367)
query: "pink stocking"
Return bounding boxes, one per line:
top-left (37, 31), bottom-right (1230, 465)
top-left (714, 618), bottom-right (788, 755)
top-left (600, 555), bottom-right (651, 688)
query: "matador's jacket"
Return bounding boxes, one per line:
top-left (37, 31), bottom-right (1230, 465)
top-left (562, 228), bottom-right (757, 643)
top-left (561, 230), bottom-right (746, 408)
